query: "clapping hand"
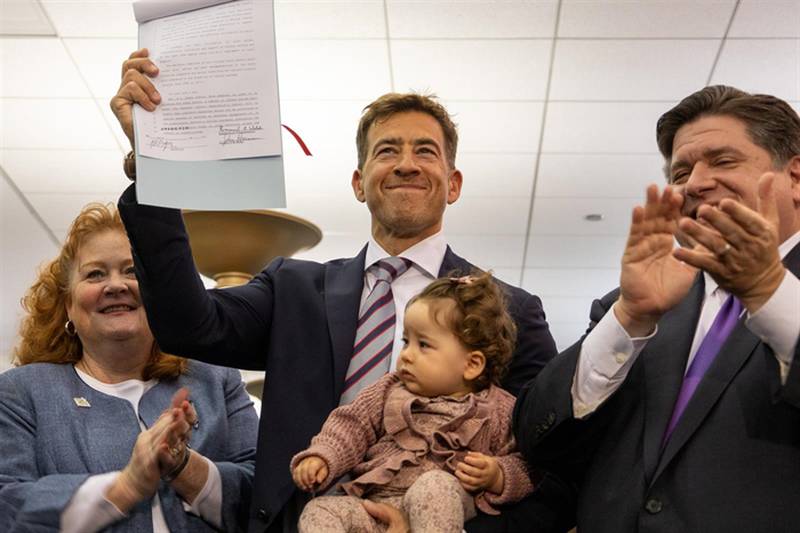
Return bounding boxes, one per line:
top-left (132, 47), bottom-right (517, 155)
top-left (673, 173), bottom-right (786, 313)
top-left (105, 388), bottom-right (195, 512)
top-left (616, 185), bottom-right (698, 337)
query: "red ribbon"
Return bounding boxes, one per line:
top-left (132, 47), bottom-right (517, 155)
top-left (281, 124), bottom-right (312, 156)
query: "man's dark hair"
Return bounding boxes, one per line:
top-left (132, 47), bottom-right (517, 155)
top-left (356, 93), bottom-right (458, 170)
top-left (656, 85), bottom-right (800, 177)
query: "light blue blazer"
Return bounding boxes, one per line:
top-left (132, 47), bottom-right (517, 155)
top-left (0, 361), bottom-right (257, 532)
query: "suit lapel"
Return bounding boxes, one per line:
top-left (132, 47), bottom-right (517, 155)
top-left (653, 243), bottom-right (800, 480)
top-left (784, 240), bottom-right (800, 276)
top-left (655, 315), bottom-right (759, 477)
top-left (641, 276), bottom-right (704, 484)
top-left (438, 246), bottom-right (474, 276)
top-left (325, 245), bottom-right (368, 400)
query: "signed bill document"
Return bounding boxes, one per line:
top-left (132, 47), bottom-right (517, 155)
top-left (131, 0), bottom-right (286, 210)
top-left (134, 0), bottom-right (281, 161)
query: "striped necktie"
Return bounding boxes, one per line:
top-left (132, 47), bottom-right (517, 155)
top-left (339, 257), bottom-right (413, 405)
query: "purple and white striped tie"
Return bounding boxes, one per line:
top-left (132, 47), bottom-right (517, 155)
top-left (339, 257), bottom-right (413, 405)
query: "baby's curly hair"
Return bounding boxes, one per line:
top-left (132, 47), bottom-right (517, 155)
top-left (408, 271), bottom-right (516, 391)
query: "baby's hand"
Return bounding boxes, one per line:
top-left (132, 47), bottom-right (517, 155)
top-left (292, 456), bottom-right (329, 492)
top-left (455, 452), bottom-right (504, 494)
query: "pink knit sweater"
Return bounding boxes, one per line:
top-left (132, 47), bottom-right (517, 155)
top-left (291, 373), bottom-right (535, 515)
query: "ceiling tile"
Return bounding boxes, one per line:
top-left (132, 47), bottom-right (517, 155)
top-left (525, 234), bottom-right (626, 267)
top-left (447, 101), bottom-right (544, 153)
top-left (0, 174), bottom-right (60, 369)
top-left (547, 321), bottom-right (588, 351)
top-left (64, 38), bottom-right (138, 99)
top-left (729, 0), bottom-right (800, 37)
top-left (275, 0), bottom-right (385, 39)
top-left (279, 99), bottom-right (365, 157)
top-left (0, 149), bottom-right (128, 193)
top-left (283, 151), bottom-right (357, 197)
top-left (559, 0), bottom-right (735, 38)
top-left (540, 295), bottom-right (596, 325)
top-left (1, 0), bottom-right (56, 35)
top-left (445, 234), bottom-right (527, 269)
top-left (279, 99), bottom-right (366, 196)
top-left (550, 40), bottom-right (719, 101)
top-left (1, 38), bottom-right (88, 98)
top-left (276, 40), bottom-right (391, 100)
top-left (25, 191), bottom-right (122, 235)
top-left (392, 40), bottom-right (552, 100)
top-left (98, 98), bottom-right (133, 151)
top-left (1, 98), bottom-right (116, 150)
top-left (446, 196), bottom-right (530, 235)
top-left (537, 154), bottom-right (665, 198)
top-left (542, 102), bottom-right (671, 153)
top-left (711, 39), bottom-right (800, 102)
top-left (41, 1), bottom-right (137, 38)
top-left (457, 153), bottom-right (536, 198)
top-left (387, 0), bottom-right (557, 38)
top-left (531, 197), bottom-right (638, 235)
top-left (278, 193), bottom-right (372, 234)
top-left (488, 268), bottom-right (523, 286)
top-left (522, 267), bottom-right (620, 297)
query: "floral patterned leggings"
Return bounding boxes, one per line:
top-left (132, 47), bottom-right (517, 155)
top-left (298, 470), bottom-right (476, 533)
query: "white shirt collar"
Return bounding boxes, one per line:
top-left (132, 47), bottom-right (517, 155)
top-left (365, 230), bottom-right (447, 278)
top-left (704, 229), bottom-right (800, 297)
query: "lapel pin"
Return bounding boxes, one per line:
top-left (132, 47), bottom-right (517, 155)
top-left (73, 397), bottom-right (91, 408)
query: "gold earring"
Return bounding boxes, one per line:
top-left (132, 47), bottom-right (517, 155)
top-left (64, 320), bottom-right (76, 336)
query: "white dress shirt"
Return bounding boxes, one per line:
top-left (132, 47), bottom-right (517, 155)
top-left (61, 367), bottom-right (223, 532)
top-left (362, 230), bottom-right (448, 370)
top-left (572, 231), bottom-right (800, 419)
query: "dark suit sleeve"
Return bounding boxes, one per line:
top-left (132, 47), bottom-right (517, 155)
top-left (513, 290), bottom-right (620, 483)
top-left (465, 288), bottom-right (581, 533)
top-left (119, 185), bottom-right (275, 370)
top-left (501, 290), bottom-right (559, 397)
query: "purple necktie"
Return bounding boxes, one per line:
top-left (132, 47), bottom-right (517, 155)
top-left (662, 294), bottom-right (744, 445)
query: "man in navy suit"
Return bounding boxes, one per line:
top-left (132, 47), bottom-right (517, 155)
top-left (515, 85), bottom-right (800, 532)
top-left (110, 49), bottom-right (566, 532)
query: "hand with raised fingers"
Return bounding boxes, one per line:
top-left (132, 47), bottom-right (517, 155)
top-left (292, 456), bottom-right (329, 492)
top-left (673, 172), bottom-right (786, 313)
top-left (110, 48), bottom-right (161, 148)
top-left (455, 452), bottom-right (504, 495)
top-left (158, 388), bottom-right (194, 475)
top-left (616, 184), bottom-right (699, 337)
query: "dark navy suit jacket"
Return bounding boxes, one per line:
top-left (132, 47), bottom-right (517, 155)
top-left (119, 185), bottom-right (562, 532)
top-left (515, 243), bottom-right (800, 533)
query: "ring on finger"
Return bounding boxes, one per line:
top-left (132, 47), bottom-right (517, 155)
top-left (169, 445), bottom-right (182, 458)
top-left (717, 243), bottom-right (732, 256)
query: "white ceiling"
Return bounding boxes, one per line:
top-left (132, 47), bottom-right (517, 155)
top-left (1, 0), bottom-right (799, 362)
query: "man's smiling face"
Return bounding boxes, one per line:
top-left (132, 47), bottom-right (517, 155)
top-left (352, 111), bottom-right (462, 241)
top-left (670, 114), bottom-right (800, 242)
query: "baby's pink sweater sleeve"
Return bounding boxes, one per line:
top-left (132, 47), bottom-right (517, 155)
top-left (290, 374), bottom-right (396, 491)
